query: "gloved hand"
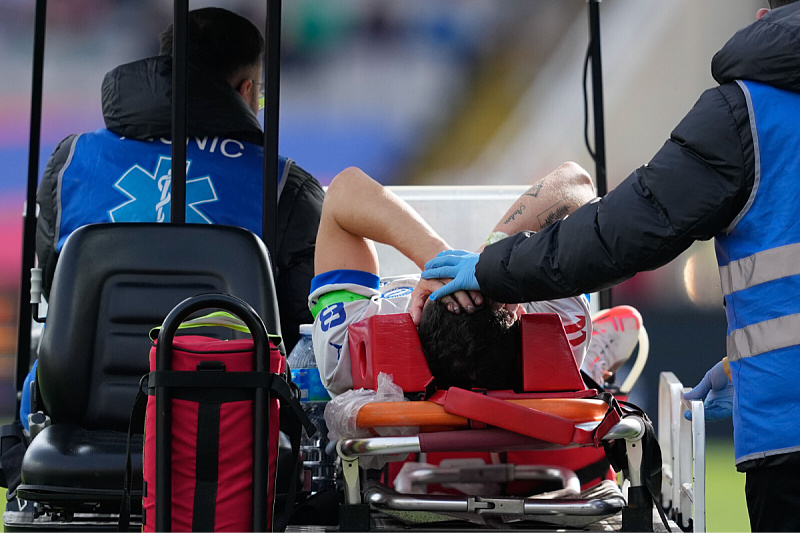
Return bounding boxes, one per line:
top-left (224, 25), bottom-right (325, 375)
top-left (421, 250), bottom-right (481, 300)
top-left (683, 360), bottom-right (733, 421)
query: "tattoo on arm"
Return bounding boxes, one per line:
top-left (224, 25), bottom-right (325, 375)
top-left (538, 203), bottom-right (572, 228)
top-left (523, 180), bottom-right (545, 198)
top-left (503, 204), bottom-right (526, 225)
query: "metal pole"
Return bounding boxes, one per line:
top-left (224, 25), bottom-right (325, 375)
top-left (588, 0), bottom-right (606, 197)
top-left (156, 4), bottom-right (189, 530)
top-left (16, 0), bottom-right (48, 416)
top-left (262, 0), bottom-right (281, 262)
top-left (588, 0), bottom-right (612, 310)
top-left (254, 3), bottom-right (282, 527)
top-left (170, 0), bottom-right (188, 225)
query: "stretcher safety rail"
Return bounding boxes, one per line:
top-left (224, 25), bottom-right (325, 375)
top-left (658, 371), bottom-right (705, 532)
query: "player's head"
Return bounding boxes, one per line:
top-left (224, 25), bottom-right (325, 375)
top-left (417, 299), bottom-right (521, 390)
top-left (159, 7), bottom-right (265, 112)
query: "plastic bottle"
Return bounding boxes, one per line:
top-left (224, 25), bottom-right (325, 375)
top-left (286, 324), bottom-right (335, 493)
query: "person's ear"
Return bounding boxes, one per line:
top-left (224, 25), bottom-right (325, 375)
top-left (237, 78), bottom-right (253, 99)
top-left (757, 8), bottom-right (770, 20)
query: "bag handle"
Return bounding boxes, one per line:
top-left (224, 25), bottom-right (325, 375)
top-left (154, 293), bottom-right (274, 532)
top-left (149, 310), bottom-right (283, 348)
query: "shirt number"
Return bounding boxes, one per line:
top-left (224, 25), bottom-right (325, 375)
top-left (320, 302), bottom-right (346, 331)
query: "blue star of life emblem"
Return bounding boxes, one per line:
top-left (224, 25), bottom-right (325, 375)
top-left (108, 155), bottom-right (218, 223)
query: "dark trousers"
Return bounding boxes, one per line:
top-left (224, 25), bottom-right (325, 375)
top-left (745, 461), bottom-right (800, 532)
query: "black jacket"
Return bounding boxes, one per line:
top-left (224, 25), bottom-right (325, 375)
top-left (477, 4), bottom-right (800, 303)
top-left (36, 56), bottom-right (324, 351)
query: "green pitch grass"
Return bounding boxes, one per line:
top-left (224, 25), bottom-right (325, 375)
top-left (705, 438), bottom-right (749, 532)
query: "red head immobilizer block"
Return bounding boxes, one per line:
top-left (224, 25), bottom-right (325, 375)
top-left (520, 313), bottom-right (585, 392)
top-left (348, 312), bottom-right (585, 393)
top-left (348, 313), bottom-right (433, 392)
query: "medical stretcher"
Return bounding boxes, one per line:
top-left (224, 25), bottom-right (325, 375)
top-left (327, 311), bottom-right (675, 531)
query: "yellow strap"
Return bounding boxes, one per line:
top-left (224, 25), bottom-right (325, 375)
top-left (149, 311), bottom-right (283, 347)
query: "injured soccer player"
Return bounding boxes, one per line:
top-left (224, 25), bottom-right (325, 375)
top-left (307, 164), bottom-right (641, 398)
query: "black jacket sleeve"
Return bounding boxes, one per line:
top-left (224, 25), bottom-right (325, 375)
top-left (36, 135), bottom-right (78, 299)
top-left (275, 162), bottom-right (325, 352)
top-left (476, 83), bottom-right (754, 303)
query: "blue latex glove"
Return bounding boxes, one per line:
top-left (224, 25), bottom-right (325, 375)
top-left (683, 361), bottom-right (733, 421)
top-left (421, 250), bottom-right (481, 300)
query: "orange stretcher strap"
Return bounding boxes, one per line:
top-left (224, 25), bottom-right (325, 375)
top-left (356, 396), bottom-right (610, 432)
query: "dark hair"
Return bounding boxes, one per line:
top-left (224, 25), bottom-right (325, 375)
top-left (159, 7), bottom-right (264, 83)
top-left (418, 300), bottom-right (521, 391)
top-left (768, 0), bottom-right (798, 8)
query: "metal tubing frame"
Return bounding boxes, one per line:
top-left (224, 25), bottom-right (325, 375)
top-left (156, 3), bottom-right (187, 524)
top-left (587, 0), bottom-right (613, 310)
top-left (367, 492), bottom-right (624, 516)
top-left (16, 0), bottom-right (48, 417)
top-left (365, 484), bottom-right (625, 517)
top-left (169, 0), bottom-right (188, 224)
top-left (338, 416), bottom-right (645, 458)
top-left (263, 0), bottom-right (281, 261)
top-left (588, 0), bottom-right (607, 197)
top-left (339, 416), bottom-right (646, 519)
top-left (407, 464), bottom-right (580, 494)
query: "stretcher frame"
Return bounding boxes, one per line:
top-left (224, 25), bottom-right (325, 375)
top-left (335, 415), bottom-right (652, 529)
top-left (658, 372), bottom-right (706, 532)
top-left (328, 299), bottom-right (661, 531)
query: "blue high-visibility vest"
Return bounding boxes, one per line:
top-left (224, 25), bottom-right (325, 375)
top-left (715, 80), bottom-right (800, 465)
top-left (55, 128), bottom-right (287, 251)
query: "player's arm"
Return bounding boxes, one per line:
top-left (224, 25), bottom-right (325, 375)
top-left (315, 167), bottom-right (479, 324)
top-left (315, 166), bottom-right (450, 276)
top-left (421, 162), bottom-right (597, 302)
top-left (485, 161), bottom-right (596, 242)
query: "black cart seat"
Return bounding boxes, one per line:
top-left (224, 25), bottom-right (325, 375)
top-left (17, 223), bottom-right (281, 509)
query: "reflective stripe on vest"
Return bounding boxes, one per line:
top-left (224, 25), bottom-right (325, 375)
top-left (719, 242), bottom-right (800, 297)
top-left (727, 313), bottom-right (800, 362)
top-left (720, 241), bottom-right (800, 360)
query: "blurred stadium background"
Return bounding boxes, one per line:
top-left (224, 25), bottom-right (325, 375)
top-left (0, 1), bottom-right (763, 529)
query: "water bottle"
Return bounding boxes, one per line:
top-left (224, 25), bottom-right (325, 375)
top-left (287, 324), bottom-right (335, 493)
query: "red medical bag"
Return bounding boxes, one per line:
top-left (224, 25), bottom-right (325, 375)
top-left (139, 294), bottom-right (311, 532)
